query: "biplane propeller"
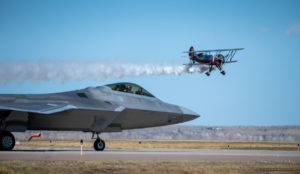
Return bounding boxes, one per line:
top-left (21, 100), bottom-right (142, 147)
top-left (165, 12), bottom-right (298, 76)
top-left (183, 46), bottom-right (244, 76)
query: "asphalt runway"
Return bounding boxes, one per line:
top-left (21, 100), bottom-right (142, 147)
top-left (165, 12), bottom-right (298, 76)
top-left (1, 149), bottom-right (300, 162)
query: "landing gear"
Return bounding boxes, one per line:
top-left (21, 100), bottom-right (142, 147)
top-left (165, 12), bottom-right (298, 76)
top-left (206, 65), bottom-right (213, 76)
top-left (0, 131), bottom-right (15, 151)
top-left (94, 138), bottom-right (105, 151)
top-left (216, 63), bottom-right (226, 76)
top-left (92, 132), bottom-right (105, 151)
top-left (206, 69), bottom-right (226, 76)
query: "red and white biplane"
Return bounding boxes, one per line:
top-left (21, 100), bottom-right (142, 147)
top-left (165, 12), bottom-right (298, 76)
top-left (184, 46), bottom-right (244, 76)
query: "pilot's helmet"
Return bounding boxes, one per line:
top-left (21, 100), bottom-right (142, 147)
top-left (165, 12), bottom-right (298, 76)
top-left (114, 84), bottom-right (120, 90)
top-left (120, 84), bottom-right (125, 90)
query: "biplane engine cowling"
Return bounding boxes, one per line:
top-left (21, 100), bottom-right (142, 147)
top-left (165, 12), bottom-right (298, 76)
top-left (214, 54), bottom-right (225, 65)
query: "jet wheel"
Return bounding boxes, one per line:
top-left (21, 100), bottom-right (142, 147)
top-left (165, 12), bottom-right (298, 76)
top-left (0, 131), bottom-right (15, 151)
top-left (94, 139), bottom-right (105, 151)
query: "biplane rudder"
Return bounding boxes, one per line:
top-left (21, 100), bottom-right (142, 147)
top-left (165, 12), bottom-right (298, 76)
top-left (189, 46), bottom-right (194, 60)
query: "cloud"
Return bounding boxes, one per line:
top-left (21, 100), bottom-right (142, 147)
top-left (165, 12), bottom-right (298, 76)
top-left (285, 23), bottom-right (300, 36)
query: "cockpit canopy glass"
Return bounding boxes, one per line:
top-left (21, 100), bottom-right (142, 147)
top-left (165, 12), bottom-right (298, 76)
top-left (106, 83), bottom-right (154, 97)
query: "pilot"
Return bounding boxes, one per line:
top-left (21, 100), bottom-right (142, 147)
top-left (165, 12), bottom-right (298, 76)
top-left (114, 85), bottom-right (120, 91)
top-left (119, 84), bottom-right (126, 92)
top-left (136, 87), bottom-right (143, 95)
top-left (197, 53), bottom-right (203, 58)
top-left (127, 85), bottom-right (133, 93)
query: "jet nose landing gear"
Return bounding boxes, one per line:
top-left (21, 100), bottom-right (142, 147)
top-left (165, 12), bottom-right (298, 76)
top-left (221, 71), bottom-right (226, 75)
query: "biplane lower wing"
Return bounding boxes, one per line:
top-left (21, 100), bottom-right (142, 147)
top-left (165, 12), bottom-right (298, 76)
top-left (225, 60), bottom-right (238, 63)
top-left (183, 63), bottom-right (209, 66)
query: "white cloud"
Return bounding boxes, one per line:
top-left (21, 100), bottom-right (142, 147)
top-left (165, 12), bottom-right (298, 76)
top-left (285, 23), bottom-right (300, 36)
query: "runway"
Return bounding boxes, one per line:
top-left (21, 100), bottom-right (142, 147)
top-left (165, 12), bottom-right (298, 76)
top-left (1, 149), bottom-right (300, 162)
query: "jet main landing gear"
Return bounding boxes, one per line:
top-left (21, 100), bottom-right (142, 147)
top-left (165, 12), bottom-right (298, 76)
top-left (92, 132), bottom-right (105, 151)
top-left (0, 131), bottom-right (15, 151)
top-left (94, 138), bottom-right (105, 151)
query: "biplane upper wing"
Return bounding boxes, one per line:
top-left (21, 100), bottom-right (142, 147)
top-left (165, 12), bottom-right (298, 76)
top-left (183, 48), bottom-right (244, 53)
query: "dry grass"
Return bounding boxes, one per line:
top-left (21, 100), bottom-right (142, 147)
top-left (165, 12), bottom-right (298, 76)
top-left (0, 161), bottom-right (299, 174)
top-left (14, 139), bottom-right (300, 151)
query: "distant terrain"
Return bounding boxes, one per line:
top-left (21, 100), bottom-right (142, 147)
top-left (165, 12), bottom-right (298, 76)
top-left (13, 126), bottom-right (300, 141)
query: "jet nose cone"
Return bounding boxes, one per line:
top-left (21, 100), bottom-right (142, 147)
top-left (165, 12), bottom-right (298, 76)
top-left (179, 106), bottom-right (200, 122)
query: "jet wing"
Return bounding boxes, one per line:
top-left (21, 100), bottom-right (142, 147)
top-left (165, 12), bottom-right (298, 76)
top-left (0, 101), bottom-right (77, 114)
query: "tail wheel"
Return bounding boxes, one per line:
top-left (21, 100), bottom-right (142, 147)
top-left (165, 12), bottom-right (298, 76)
top-left (94, 139), bottom-right (105, 151)
top-left (0, 131), bottom-right (15, 151)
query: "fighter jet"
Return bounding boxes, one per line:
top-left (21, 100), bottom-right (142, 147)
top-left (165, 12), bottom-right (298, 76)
top-left (0, 82), bottom-right (199, 151)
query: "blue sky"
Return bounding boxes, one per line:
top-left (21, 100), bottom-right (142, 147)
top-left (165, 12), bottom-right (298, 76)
top-left (0, 0), bottom-right (300, 125)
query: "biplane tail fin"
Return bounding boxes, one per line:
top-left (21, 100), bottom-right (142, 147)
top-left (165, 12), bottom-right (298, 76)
top-left (189, 46), bottom-right (194, 60)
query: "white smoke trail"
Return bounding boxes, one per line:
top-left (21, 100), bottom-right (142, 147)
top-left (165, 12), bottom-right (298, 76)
top-left (0, 60), bottom-right (209, 84)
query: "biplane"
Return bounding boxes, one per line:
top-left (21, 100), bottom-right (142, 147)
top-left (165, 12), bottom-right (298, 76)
top-left (184, 46), bottom-right (244, 76)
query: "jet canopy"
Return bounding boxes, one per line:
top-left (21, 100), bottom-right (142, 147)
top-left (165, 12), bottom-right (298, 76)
top-left (106, 83), bottom-right (154, 97)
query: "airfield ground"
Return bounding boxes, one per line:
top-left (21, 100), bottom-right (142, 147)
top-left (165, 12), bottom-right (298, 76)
top-left (0, 161), bottom-right (299, 174)
top-left (13, 139), bottom-right (300, 151)
top-left (1, 139), bottom-right (300, 174)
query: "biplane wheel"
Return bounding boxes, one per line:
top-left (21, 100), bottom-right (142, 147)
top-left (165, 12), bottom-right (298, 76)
top-left (205, 72), bottom-right (210, 76)
top-left (221, 71), bottom-right (226, 75)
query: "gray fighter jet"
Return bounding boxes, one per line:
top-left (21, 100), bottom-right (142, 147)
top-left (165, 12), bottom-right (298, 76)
top-left (0, 82), bottom-right (199, 151)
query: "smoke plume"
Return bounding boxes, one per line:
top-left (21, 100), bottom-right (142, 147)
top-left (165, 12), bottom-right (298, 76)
top-left (0, 60), bottom-right (209, 84)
